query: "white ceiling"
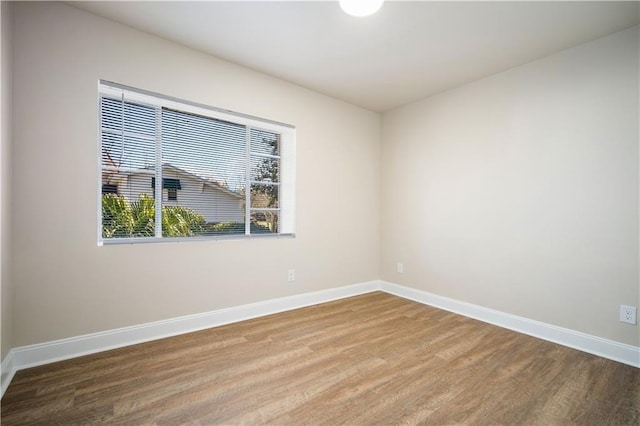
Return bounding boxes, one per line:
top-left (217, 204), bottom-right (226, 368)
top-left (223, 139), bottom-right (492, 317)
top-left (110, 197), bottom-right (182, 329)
top-left (71, 1), bottom-right (639, 112)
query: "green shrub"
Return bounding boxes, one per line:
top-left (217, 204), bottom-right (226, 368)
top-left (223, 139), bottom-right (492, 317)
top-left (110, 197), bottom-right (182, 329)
top-left (102, 194), bottom-right (273, 238)
top-left (102, 193), bottom-right (135, 238)
top-left (202, 221), bottom-right (272, 235)
top-left (102, 194), bottom-right (206, 238)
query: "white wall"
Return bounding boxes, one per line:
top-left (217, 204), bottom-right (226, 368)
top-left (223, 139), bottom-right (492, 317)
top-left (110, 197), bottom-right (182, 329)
top-left (12, 2), bottom-right (380, 347)
top-left (381, 26), bottom-right (639, 346)
top-left (1, 0), bottom-right (14, 362)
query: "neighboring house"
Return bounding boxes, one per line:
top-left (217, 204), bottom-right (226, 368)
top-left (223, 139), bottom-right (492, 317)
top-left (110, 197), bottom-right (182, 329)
top-left (102, 163), bottom-right (245, 223)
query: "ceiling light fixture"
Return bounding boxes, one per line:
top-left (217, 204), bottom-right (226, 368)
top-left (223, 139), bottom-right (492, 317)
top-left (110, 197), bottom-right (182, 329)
top-left (339, 0), bottom-right (384, 17)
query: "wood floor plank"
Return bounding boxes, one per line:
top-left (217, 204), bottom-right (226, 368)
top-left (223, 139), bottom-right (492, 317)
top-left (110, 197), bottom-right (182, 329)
top-left (2, 292), bottom-right (638, 425)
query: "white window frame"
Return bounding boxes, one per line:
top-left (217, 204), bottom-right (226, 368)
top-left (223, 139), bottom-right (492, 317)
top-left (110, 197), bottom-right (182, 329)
top-left (97, 80), bottom-right (296, 245)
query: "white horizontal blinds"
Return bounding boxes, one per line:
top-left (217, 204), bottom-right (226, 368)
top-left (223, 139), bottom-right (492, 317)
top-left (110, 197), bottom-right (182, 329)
top-left (162, 108), bottom-right (247, 236)
top-left (100, 93), bottom-right (158, 239)
top-left (98, 81), bottom-right (295, 242)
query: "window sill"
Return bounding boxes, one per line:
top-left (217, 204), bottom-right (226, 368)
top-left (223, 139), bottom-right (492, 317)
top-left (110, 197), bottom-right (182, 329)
top-left (98, 233), bottom-right (295, 246)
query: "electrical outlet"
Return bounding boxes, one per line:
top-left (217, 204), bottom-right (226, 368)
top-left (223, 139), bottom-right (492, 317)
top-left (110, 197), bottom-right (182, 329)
top-left (287, 269), bottom-right (295, 282)
top-left (619, 305), bottom-right (637, 325)
top-left (397, 262), bottom-right (404, 273)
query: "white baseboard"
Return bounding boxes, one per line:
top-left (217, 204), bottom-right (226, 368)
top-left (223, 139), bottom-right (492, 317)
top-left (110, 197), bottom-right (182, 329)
top-left (2, 279), bottom-right (638, 398)
top-left (1, 350), bottom-right (16, 397)
top-left (380, 281), bottom-right (640, 369)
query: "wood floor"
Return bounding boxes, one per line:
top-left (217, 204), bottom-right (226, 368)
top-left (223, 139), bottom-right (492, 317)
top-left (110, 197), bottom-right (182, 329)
top-left (2, 292), bottom-right (638, 425)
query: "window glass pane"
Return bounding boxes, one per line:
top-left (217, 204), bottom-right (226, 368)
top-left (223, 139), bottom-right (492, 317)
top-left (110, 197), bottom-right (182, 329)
top-left (102, 188), bottom-right (156, 238)
top-left (201, 220), bottom-right (246, 236)
top-left (250, 129), bottom-right (280, 156)
top-left (250, 211), bottom-right (278, 234)
top-left (100, 97), bottom-right (124, 132)
top-left (101, 183), bottom-right (118, 194)
top-left (162, 108), bottom-right (245, 191)
top-left (250, 155), bottom-right (279, 183)
top-left (100, 96), bottom-right (156, 239)
top-left (161, 108), bottom-right (246, 237)
top-left (124, 101), bottom-right (156, 135)
top-left (100, 97), bottom-right (157, 136)
top-left (101, 99), bottom-right (156, 172)
top-left (250, 183), bottom-right (279, 209)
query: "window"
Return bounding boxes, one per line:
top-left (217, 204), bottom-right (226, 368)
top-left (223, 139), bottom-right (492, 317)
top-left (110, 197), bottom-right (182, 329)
top-left (150, 178), bottom-right (181, 201)
top-left (101, 183), bottom-right (118, 195)
top-left (98, 81), bottom-right (296, 244)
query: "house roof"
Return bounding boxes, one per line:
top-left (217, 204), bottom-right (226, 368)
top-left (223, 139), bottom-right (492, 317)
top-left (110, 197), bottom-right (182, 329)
top-left (161, 163), bottom-right (244, 200)
top-left (104, 162), bottom-right (245, 200)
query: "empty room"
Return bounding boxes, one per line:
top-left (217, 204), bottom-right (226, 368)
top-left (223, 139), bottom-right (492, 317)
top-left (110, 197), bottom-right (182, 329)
top-left (0, 0), bottom-right (639, 424)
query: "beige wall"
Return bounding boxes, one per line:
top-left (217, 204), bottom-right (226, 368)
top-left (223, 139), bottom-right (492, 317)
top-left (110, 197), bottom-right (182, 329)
top-left (1, 0), bottom-right (14, 361)
top-left (381, 26), bottom-right (639, 346)
top-left (12, 2), bottom-right (380, 347)
top-left (6, 2), bottom-right (638, 355)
